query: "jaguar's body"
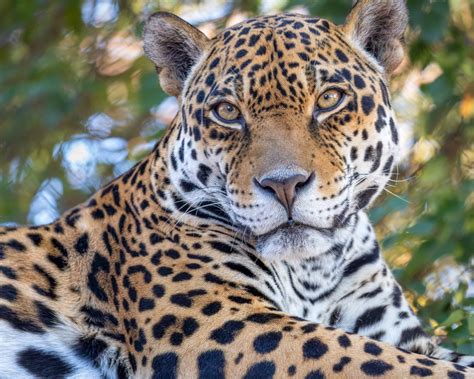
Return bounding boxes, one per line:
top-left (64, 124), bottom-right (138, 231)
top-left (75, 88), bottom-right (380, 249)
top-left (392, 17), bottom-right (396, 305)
top-left (0, 1), bottom-right (473, 377)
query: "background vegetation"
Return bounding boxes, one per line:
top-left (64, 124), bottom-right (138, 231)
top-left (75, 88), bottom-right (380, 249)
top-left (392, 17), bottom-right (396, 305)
top-left (0, 0), bottom-right (472, 354)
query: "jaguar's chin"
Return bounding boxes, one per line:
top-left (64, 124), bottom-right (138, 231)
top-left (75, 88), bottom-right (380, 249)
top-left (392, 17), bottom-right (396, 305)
top-left (255, 222), bottom-right (336, 261)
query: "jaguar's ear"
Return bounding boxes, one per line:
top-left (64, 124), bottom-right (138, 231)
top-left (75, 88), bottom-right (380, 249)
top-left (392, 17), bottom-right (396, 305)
top-left (343, 0), bottom-right (408, 74)
top-left (143, 12), bottom-right (209, 97)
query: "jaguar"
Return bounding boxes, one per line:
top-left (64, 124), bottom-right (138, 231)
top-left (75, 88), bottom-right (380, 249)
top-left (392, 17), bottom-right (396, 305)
top-left (0, 0), bottom-right (472, 377)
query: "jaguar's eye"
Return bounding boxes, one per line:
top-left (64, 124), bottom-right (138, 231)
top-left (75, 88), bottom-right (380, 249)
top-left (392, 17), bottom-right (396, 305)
top-left (316, 89), bottom-right (344, 111)
top-left (213, 102), bottom-right (242, 123)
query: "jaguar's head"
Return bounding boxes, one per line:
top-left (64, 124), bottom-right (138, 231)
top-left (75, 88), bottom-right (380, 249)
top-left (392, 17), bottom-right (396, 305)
top-left (144, 0), bottom-right (408, 260)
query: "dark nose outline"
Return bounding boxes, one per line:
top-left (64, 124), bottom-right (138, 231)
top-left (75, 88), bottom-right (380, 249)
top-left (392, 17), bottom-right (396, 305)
top-left (255, 172), bottom-right (314, 219)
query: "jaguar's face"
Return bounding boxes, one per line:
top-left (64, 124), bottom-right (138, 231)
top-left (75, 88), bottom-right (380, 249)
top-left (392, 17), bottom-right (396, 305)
top-left (144, 3), bottom-right (407, 260)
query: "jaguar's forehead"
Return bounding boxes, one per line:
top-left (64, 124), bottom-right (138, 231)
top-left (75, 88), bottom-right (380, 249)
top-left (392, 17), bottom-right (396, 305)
top-left (215, 14), bottom-right (377, 68)
top-left (216, 13), bottom-right (336, 43)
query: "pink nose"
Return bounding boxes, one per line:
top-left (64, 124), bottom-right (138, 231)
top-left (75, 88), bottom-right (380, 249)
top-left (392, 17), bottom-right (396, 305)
top-left (256, 172), bottom-right (314, 219)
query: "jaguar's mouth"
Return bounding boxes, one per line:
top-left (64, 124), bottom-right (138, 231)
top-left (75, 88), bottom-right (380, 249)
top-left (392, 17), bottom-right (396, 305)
top-left (258, 221), bottom-right (334, 240)
top-left (254, 221), bottom-right (337, 260)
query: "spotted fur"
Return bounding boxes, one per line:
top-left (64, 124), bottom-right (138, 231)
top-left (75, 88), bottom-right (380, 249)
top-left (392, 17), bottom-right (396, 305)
top-left (0, 1), bottom-right (473, 378)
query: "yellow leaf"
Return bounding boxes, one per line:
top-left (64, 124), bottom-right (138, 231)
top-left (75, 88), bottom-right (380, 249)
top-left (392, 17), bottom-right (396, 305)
top-left (460, 93), bottom-right (474, 119)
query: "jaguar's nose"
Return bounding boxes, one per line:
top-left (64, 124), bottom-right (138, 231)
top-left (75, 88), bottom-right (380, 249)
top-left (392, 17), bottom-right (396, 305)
top-left (255, 170), bottom-right (314, 219)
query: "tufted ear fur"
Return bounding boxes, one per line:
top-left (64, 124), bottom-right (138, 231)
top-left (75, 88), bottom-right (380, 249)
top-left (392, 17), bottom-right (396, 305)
top-left (343, 0), bottom-right (408, 74)
top-left (143, 12), bottom-right (209, 97)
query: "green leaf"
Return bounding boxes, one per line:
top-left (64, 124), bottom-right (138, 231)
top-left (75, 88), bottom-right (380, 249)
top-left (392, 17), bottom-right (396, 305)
top-left (469, 314), bottom-right (474, 336)
top-left (441, 310), bottom-right (465, 327)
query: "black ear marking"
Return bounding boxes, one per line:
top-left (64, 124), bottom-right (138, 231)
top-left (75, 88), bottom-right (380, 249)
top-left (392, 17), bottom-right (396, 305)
top-left (143, 12), bottom-right (209, 97)
top-left (343, 0), bottom-right (408, 73)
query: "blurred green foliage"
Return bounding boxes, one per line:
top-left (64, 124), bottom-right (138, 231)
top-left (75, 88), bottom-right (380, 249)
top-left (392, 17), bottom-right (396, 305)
top-left (0, 0), bottom-right (472, 353)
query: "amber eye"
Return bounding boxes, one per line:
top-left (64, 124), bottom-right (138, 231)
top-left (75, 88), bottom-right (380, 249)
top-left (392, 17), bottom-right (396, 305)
top-left (213, 102), bottom-right (242, 123)
top-left (316, 89), bottom-right (344, 111)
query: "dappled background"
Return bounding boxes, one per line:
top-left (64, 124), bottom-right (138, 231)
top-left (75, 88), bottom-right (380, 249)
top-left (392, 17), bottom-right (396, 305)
top-left (0, 0), bottom-right (472, 354)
